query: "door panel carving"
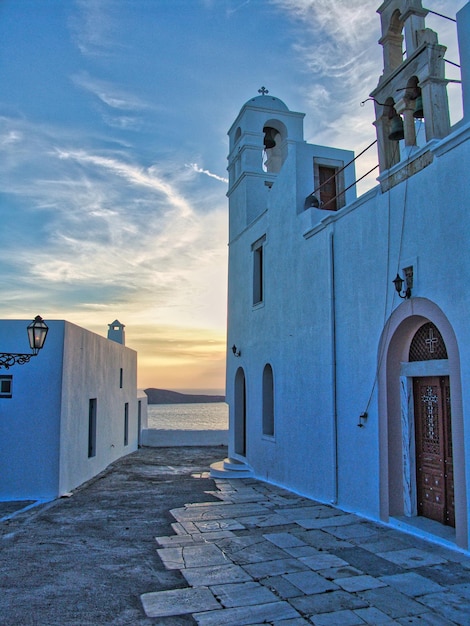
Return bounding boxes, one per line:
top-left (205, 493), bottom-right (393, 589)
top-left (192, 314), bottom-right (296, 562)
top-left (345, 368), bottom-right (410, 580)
top-left (414, 376), bottom-right (454, 526)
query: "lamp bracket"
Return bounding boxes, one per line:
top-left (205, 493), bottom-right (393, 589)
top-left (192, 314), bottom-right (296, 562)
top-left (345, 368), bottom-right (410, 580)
top-left (0, 353), bottom-right (35, 370)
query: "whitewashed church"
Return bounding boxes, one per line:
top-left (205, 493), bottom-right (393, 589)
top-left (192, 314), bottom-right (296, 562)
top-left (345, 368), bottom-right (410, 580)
top-left (215, 0), bottom-right (470, 554)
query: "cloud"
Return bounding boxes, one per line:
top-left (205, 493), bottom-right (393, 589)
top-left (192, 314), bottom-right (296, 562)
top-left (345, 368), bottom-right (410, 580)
top-left (55, 149), bottom-right (194, 217)
top-left (186, 163), bottom-right (229, 184)
top-left (69, 0), bottom-right (124, 58)
top-left (0, 116), bottom-right (227, 334)
top-left (71, 72), bottom-right (149, 111)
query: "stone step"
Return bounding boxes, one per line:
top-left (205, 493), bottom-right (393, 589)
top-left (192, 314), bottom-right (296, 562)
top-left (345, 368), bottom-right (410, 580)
top-left (209, 458), bottom-right (254, 479)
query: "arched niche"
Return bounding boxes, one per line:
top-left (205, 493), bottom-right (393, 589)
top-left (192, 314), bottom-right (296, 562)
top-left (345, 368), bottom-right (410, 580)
top-left (263, 119), bottom-right (288, 174)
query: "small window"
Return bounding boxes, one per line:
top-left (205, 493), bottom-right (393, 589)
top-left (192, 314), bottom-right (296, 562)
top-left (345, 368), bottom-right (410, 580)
top-left (124, 403), bottom-right (129, 446)
top-left (0, 375), bottom-right (12, 399)
top-left (313, 159), bottom-right (345, 211)
top-left (88, 399), bottom-right (97, 458)
top-left (119, 368), bottom-right (123, 389)
top-left (262, 364), bottom-right (275, 436)
top-left (252, 235), bottom-right (266, 306)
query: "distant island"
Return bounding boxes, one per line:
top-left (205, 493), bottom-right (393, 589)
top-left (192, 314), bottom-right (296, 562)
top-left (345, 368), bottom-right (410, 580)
top-left (144, 388), bottom-right (226, 405)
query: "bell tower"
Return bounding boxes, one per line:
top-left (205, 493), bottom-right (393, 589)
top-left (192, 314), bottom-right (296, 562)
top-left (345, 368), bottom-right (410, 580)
top-left (370, 0), bottom-right (451, 174)
top-left (227, 88), bottom-right (305, 241)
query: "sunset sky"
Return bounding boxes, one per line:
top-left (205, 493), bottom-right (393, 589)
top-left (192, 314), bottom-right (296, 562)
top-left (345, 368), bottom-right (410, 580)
top-left (0, 0), bottom-right (464, 392)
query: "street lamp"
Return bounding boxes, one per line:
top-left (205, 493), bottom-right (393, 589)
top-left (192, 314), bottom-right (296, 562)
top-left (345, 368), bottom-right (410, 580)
top-left (0, 316), bottom-right (49, 369)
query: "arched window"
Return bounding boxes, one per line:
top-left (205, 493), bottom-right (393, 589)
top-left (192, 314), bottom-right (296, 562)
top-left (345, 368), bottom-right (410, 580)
top-left (234, 367), bottom-right (246, 455)
top-left (409, 322), bottom-right (448, 361)
top-left (262, 364), bottom-right (274, 436)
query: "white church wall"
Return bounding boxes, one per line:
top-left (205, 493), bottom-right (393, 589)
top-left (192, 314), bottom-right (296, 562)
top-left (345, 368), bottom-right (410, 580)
top-left (58, 321), bottom-right (138, 496)
top-left (227, 99), bottom-right (470, 545)
top-left (0, 320), bottom-right (65, 500)
top-left (225, 1), bottom-right (470, 552)
top-left (458, 2), bottom-right (470, 122)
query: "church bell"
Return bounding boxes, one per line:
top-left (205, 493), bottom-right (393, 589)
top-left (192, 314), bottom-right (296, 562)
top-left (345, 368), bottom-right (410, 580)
top-left (388, 115), bottom-right (405, 141)
top-left (263, 127), bottom-right (277, 150)
top-left (413, 95), bottom-right (424, 119)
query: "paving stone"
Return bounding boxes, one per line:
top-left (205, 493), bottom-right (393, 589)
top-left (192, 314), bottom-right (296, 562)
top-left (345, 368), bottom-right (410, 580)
top-left (182, 563), bottom-right (252, 586)
top-left (290, 504), bottom-right (350, 519)
top-left (219, 538), bottom-right (290, 565)
top-left (248, 617), bottom-right (312, 626)
top-left (317, 565), bottom-right (364, 580)
top-left (353, 606), bottom-right (396, 624)
top-left (158, 543), bottom-right (230, 570)
top-left (296, 514), bottom-right (360, 530)
top-left (209, 581), bottom-right (277, 607)
top-left (418, 590), bottom-right (470, 624)
top-left (204, 488), bottom-right (262, 503)
top-left (290, 590), bottom-right (369, 615)
top-left (140, 586), bottom-right (220, 618)
top-left (172, 521), bottom-right (191, 535)
top-left (376, 548), bottom-right (447, 569)
top-left (263, 532), bottom-right (307, 549)
top-left (449, 581), bottom-right (470, 599)
top-left (358, 587), bottom-right (425, 618)
top-left (283, 570), bottom-right (339, 594)
top-left (300, 553), bottom-right (349, 571)
top-left (310, 609), bottom-right (366, 625)
top-left (324, 523), bottom-right (381, 541)
top-left (283, 545), bottom-right (322, 558)
top-left (360, 536), bottom-right (412, 554)
top-left (274, 506), bottom-right (333, 521)
top-left (417, 561), bottom-right (470, 586)
top-left (156, 546), bottom-right (185, 569)
top-left (379, 572), bottom-right (445, 596)
top-left (180, 521), bottom-right (200, 534)
top-left (260, 575), bottom-right (305, 599)
top-left (193, 601), bottom-right (301, 625)
top-left (268, 617), bottom-right (311, 626)
top-left (242, 558), bottom-right (309, 579)
top-left (335, 574), bottom-right (387, 592)
top-left (171, 503), bottom-right (267, 522)
top-left (294, 529), bottom-right (354, 550)
top-left (334, 547), bottom-right (405, 576)
top-left (237, 513), bottom-right (292, 527)
top-left (156, 534), bottom-right (196, 547)
top-left (194, 519), bottom-right (246, 532)
top-left (396, 613), bottom-right (459, 625)
top-left (192, 530), bottom-right (236, 542)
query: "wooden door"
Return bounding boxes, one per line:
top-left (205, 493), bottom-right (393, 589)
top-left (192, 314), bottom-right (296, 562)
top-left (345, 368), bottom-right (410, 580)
top-left (319, 166), bottom-right (337, 211)
top-left (414, 376), bottom-right (454, 526)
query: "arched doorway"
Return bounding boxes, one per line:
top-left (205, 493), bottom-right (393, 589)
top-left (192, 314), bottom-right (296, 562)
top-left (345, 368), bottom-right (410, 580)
top-left (409, 323), bottom-right (454, 526)
top-left (234, 367), bottom-right (246, 456)
top-left (377, 298), bottom-right (467, 549)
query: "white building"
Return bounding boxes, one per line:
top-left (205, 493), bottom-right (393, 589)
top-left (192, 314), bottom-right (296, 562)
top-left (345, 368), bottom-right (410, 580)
top-left (0, 319), bottom-right (143, 501)
top-left (216, 0), bottom-right (470, 554)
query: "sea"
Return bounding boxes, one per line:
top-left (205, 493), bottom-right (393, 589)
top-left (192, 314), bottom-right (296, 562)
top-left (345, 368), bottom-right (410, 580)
top-left (147, 402), bottom-right (228, 431)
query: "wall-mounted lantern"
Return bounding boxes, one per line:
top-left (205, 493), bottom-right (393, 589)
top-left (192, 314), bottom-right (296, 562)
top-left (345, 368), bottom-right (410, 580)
top-left (0, 316), bottom-right (49, 369)
top-left (231, 345), bottom-right (241, 357)
top-left (393, 272), bottom-right (412, 299)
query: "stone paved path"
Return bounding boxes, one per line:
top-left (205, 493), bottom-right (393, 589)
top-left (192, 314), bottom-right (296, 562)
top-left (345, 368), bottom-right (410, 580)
top-left (142, 477), bottom-right (470, 625)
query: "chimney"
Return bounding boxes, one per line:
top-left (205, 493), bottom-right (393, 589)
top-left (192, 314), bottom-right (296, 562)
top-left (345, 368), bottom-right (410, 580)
top-left (107, 320), bottom-right (125, 345)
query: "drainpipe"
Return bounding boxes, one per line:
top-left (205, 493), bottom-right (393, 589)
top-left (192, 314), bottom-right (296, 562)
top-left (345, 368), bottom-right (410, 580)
top-left (329, 227), bottom-right (339, 505)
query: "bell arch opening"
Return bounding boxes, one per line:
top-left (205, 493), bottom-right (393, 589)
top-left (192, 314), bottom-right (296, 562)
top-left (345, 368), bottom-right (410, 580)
top-left (262, 119), bottom-right (287, 173)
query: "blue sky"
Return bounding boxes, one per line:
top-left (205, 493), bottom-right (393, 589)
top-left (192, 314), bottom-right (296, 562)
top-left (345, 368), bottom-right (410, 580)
top-left (0, 0), bottom-right (464, 391)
